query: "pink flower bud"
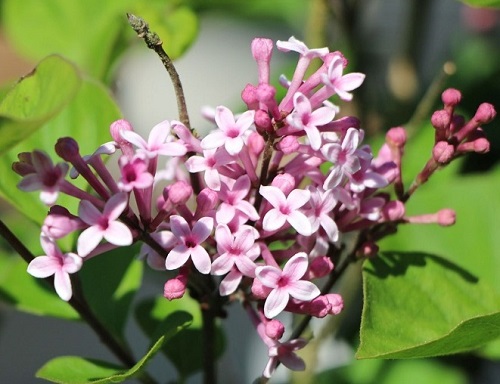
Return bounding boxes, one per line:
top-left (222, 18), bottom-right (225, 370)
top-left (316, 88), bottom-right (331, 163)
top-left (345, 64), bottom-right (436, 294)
top-left (271, 173), bottom-right (295, 194)
top-left (441, 88), bottom-right (462, 106)
top-left (432, 141), bottom-right (455, 164)
top-left (305, 296), bottom-right (331, 318)
top-left (247, 131), bottom-right (266, 156)
top-left (325, 293), bottom-right (344, 315)
top-left (251, 38), bottom-right (273, 63)
top-left (357, 241), bottom-right (379, 258)
top-left (255, 110), bottom-right (273, 134)
top-left (42, 205), bottom-right (85, 239)
top-left (431, 110), bottom-right (451, 131)
top-left (110, 119), bottom-right (136, 158)
top-left (308, 256), bottom-right (334, 279)
top-left (437, 208), bottom-right (456, 226)
top-left (474, 103), bottom-right (496, 124)
top-left (241, 84), bottom-right (259, 110)
top-left (251, 278), bottom-right (272, 299)
top-left (382, 200), bottom-right (405, 221)
top-left (196, 188), bottom-right (218, 214)
top-left (164, 274), bottom-right (188, 300)
top-left (265, 319), bottom-right (284, 340)
top-left (167, 181), bottom-right (192, 205)
top-left (473, 138), bottom-right (490, 153)
top-left (276, 136), bottom-right (300, 154)
top-left (386, 127), bottom-right (407, 148)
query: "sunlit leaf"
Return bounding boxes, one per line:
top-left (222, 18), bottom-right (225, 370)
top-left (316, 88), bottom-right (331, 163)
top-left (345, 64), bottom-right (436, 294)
top-left (357, 252), bottom-right (500, 359)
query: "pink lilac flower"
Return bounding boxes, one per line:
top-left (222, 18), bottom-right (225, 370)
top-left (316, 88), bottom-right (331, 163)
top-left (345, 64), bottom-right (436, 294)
top-left (165, 215), bottom-right (214, 274)
top-left (120, 120), bottom-right (187, 158)
top-left (77, 192), bottom-right (133, 256)
top-left (200, 106), bottom-right (255, 155)
top-left (17, 150), bottom-right (69, 205)
top-left (117, 155), bottom-right (154, 192)
top-left (27, 235), bottom-right (82, 301)
top-left (321, 53), bottom-right (365, 101)
top-left (259, 185), bottom-right (312, 236)
top-left (256, 252), bottom-right (320, 318)
top-left (185, 148), bottom-right (234, 191)
top-left (321, 127), bottom-right (369, 189)
top-left (216, 175), bottom-right (260, 224)
top-left (305, 187), bottom-right (339, 242)
top-left (276, 36), bottom-right (328, 59)
top-left (286, 92), bottom-right (337, 150)
top-left (263, 338), bottom-right (308, 378)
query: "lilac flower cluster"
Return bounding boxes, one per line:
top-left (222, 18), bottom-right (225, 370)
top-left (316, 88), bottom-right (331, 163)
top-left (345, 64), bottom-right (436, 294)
top-left (13, 36), bottom-right (495, 378)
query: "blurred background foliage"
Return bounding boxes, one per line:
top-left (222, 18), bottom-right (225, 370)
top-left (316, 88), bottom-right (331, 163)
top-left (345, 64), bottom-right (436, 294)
top-left (0, 0), bottom-right (499, 383)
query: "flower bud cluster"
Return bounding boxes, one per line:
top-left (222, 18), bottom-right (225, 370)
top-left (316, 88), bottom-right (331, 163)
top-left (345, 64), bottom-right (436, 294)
top-left (13, 36), bottom-right (495, 379)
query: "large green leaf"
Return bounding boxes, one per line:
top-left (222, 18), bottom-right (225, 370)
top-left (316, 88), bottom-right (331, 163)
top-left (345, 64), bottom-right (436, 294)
top-left (36, 311), bottom-right (192, 383)
top-left (135, 295), bottom-right (225, 380)
top-left (0, 55), bottom-right (81, 155)
top-left (357, 252), bottom-right (500, 359)
top-left (2, 0), bottom-right (129, 79)
top-left (0, 252), bottom-right (79, 320)
top-left (0, 75), bottom-right (122, 225)
top-left (78, 246), bottom-right (143, 342)
top-left (459, 0), bottom-right (500, 7)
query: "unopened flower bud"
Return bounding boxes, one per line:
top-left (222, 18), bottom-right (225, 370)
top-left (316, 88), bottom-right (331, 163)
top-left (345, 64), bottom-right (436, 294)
top-left (265, 319), bottom-right (284, 340)
top-left (432, 141), bottom-right (455, 164)
top-left (12, 152), bottom-right (34, 176)
top-left (441, 88), bottom-right (462, 106)
top-left (271, 173), bottom-right (295, 194)
top-left (437, 208), bottom-right (456, 226)
top-left (42, 205), bottom-right (84, 239)
top-left (251, 278), bottom-right (272, 299)
top-left (473, 138), bottom-right (490, 153)
top-left (356, 241), bottom-right (379, 258)
top-left (247, 131), bottom-right (266, 156)
top-left (386, 127), bottom-right (407, 148)
top-left (474, 103), bottom-right (496, 125)
top-left (431, 110), bottom-right (451, 131)
top-left (382, 200), bottom-right (405, 221)
top-left (164, 274), bottom-right (188, 300)
top-left (196, 188), bottom-right (218, 215)
top-left (167, 181), bottom-right (192, 205)
top-left (308, 256), bottom-right (334, 279)
top-left (110, 119), bottom-right (135, 158)
top-left (251, 38), bottom-right (273, 63)
top-left (55, 137), bottom-right (80, 162)
top-left (276, 136), bottom-right (300, 154)
top-left (241, 84), bottom-right (259, 110)
top-left (255, 110), bottom-right (273, 134)
top-left (305, 296), bottom-right (331, 318)
top-left (325, 293), bottom-right (344, 315)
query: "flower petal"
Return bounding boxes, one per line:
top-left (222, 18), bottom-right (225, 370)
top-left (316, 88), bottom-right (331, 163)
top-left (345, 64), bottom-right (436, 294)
top-left (264, 288), bottom-right (289, 318)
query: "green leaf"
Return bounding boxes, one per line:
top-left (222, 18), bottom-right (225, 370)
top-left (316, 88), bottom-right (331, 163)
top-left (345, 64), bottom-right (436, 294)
top-left (36, 311), bottom-right (192, 383)
top-left (0, 252), bottom-right (79, 320)
top-left (0, 55), bottom-right (81, 155)
top-left (79, 246), bottom-right (143, 341)
top-left (357, 251), bottom-right (500, 359)
top-left (2, 0), bottom-right (131, 79)
top-left (0, 75), bottom-right (122, 226)
top-left (135, 295), bottom-right (225, 379)
top-left (458, 0), bottom-right (500, 8)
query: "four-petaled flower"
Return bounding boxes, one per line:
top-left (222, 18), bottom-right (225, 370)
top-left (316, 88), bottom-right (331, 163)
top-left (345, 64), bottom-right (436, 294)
top-left (256, 252), bottom-right (320, 318)
top-left (77, 192), bottom-right (133, 256)
top-left (321, 53), bottom-right (365, 101)
top-left (166, 215), bottom-right (214, 274)
top-left (201, 106), bottom-right (255, 155)
top-left (259, 185), bottom-right (312, 236)
top-left (27, 235), bottom-right (82, 301)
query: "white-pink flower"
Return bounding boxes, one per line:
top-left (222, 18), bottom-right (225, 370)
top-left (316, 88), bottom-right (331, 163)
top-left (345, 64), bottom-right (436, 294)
top-left (17, 150), bottom-right (69, 205)
top-left (185, 148), bottom-right (233, 191)
top-left (216, 175), bottom-right (260, 224)
top-left (263, 338), bottom-right (308, 378)
top-left (259, 185), bottom-right (312, 236)
top-left (306, 187), bottom-right (339, 242)
top-left (166, 215), bottom-right (214, 274)
top-left (117, 155), bottom-right (154, 192)
top-left (120, 120), bottom-right (187, 158)
top-left (321, 53), bottom-right (365, 101)
top-left (256, 252), bottom-right (320, 318)
top-left (27, 235), bottom-right (82, 301)
top-left (286, 92), bottom-right (337, 150)
top-left (77, 193), bottom-right (133, 256)
top-left (276, 36), bottom-right (328, 59)
top-left (201, 106), bottom-right (255, 155)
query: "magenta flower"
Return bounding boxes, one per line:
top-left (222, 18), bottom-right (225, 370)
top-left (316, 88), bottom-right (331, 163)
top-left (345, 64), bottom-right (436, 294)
top-left (201, 106), bottom-right (255, 155)
top-left (17, 150), bottom-right (69, 205)
top-left (321, 53), bottom-right (365, 101)
top-left (286, 92), bottom-right (337, 150)
top-left (27, 235), bottom-right (82, 301)
top-left (259, 185), bottom-right (312, 236)
top-left (120, 120), bottom-right (187, 158)
top-left (185, 148), bottom-right (233, 191)
top-left (117, 155), bottom-right (154, 192)
top-left (77, 193), bottom-right (133, 256)
top-left (256, 252), bottom-right (320, 318)
top-left (166, 215), bottom-right (214, 274)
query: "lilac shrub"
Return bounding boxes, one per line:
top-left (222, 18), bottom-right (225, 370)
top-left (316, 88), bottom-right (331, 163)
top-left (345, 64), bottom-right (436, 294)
top-left (13, 35), bottom-right (495, 380)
